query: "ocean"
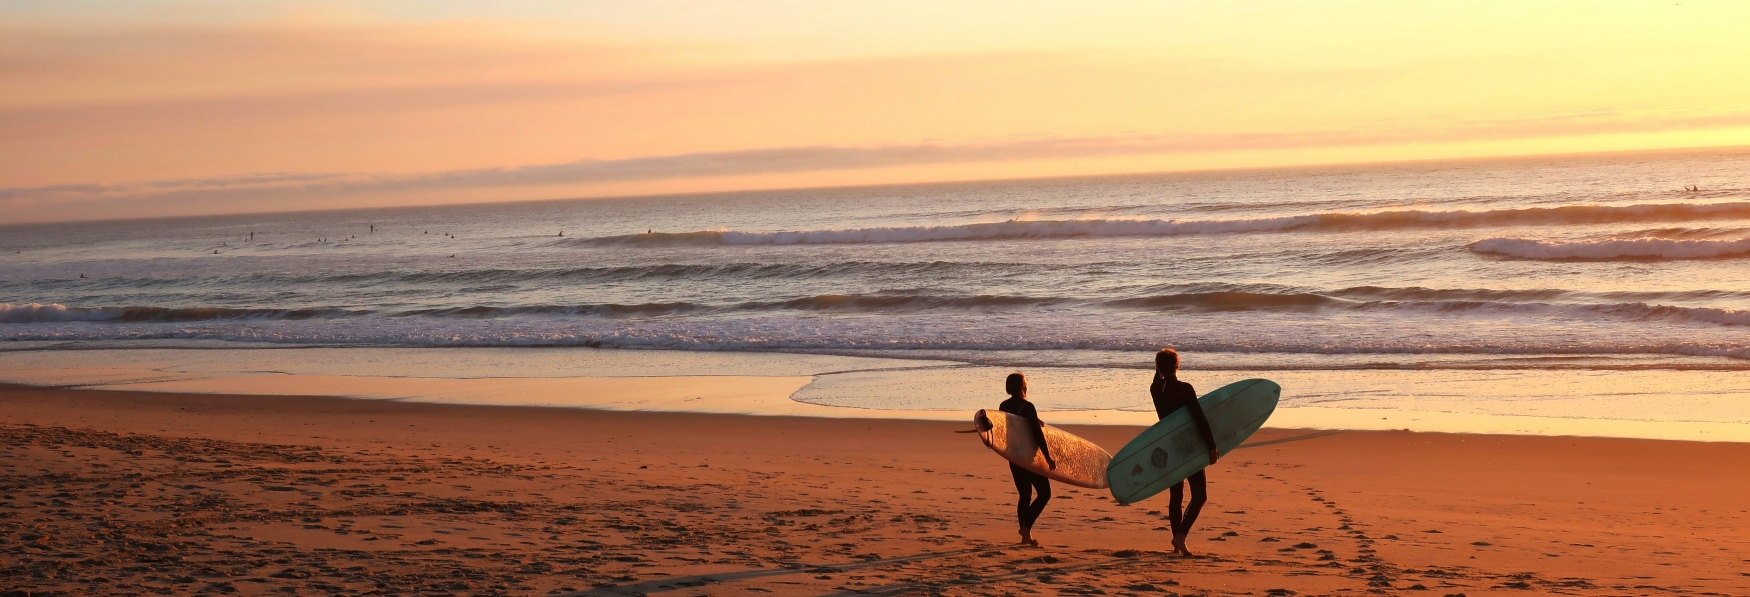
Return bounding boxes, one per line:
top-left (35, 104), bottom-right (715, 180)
top-left (4, 148), bottom-right (1750, 435)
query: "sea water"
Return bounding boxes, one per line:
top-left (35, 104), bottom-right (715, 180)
top-left (3, 148), bottom-right (1749, 435)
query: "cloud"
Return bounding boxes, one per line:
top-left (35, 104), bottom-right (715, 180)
top-left (6, 105), bottom-right (1750, 223)
top-left (0, 21), bottom-right (671, 102)
top-left (5, 10), bottom-right (1750, 224)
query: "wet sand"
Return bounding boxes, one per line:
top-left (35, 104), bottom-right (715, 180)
top-left (3, 383), bottom-right (1750, 596)
top-left (9, 346), bottom-right (1750, 441)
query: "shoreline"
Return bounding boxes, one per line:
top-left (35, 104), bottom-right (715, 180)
top-left (4, 344), bottom-right (1750, 442)
top-left (7, 380), bottom-right (1742, 451)
top-left (4, 383), bottom-right (1749, 596)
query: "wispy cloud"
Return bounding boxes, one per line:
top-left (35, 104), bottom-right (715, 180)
top-left (6, 106), bottom-right (1750, 223)
top-left (6, 6), bottom-right (1750, 224)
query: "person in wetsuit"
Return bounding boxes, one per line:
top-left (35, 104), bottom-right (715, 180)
top-left (999, 372), bottom-right (1056, 546)
top-left (1151, 348), bottom-right (1220, 557)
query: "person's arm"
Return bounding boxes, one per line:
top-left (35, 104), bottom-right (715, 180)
top-left (1150, 376), bottom-right (1169, 420)
top-left (1182, 385), bottom-right (1221, 464)
top-left (1026, 403), bottom-right (1056, 469)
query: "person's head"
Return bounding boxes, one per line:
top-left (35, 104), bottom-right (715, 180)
top-left (1156, 348), bottom-right (1180, 374)
top-left (1005, 372), bottom-right (1027, 398)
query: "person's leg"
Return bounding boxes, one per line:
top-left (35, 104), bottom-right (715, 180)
top-left (1022, 476), bottom-right (1051, 529)
top-left (1172, 471), bottom-right (1208, 556)
top-left (1010, 464), bottom-right (1035, 544)
top-left (1167, 479), bottom-right (1188, 555)
top-left (1167, 480), bottom-right (1186, 530)
top-left (1181, 470), bottom-right (1208, 534)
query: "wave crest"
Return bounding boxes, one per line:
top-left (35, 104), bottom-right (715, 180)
top-left (0, 303), bottom-right (117, 323)
top-left (11, 289), bottom-right (1750, 326)
top-left (1107, 291), bottom-right (1339, 311)
top-left (1471, 237), bottom-right (1750, 260)
top-left (572, 201), bottom-right (1750, 246)
top-left (0, 303), bottom-right (365, 323)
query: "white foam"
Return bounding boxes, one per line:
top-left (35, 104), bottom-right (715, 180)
top-left (582, 216), bottom-right (1322, 246)
top-left (583, 201), bottom-right (1750, 245)
top-left (5, 312), bottom-right (1750, 360)
top-left (1472, 237), bottom-right (1750, 260)
top-left (0, 303), bottom-right (121, 323)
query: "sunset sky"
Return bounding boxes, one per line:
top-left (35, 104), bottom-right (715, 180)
top-left (4, 0), bottom-right (1748, 223)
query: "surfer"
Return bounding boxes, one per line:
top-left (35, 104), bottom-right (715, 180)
top-left (1000, 372), bottom-right (1055, 546)
top-left (1152, 348), bottom-right (1219, 556)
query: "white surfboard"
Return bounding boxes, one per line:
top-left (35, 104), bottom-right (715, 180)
top-left (974, 409), bottom-right (1112, 489)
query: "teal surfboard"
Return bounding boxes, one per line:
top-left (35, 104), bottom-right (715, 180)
top-left (1106, 379), bottom-right (1280, 505)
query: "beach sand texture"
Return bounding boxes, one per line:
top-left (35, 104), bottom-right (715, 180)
top-left (4, 384), bottom-right (1749, 596)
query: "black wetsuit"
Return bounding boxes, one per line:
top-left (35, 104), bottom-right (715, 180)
top-left (1151, 375), bottom-right (1216, 537)
top-left (999, 396), bottom-right (1053, 530)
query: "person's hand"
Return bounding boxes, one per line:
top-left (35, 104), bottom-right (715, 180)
top-left (1046, 457), bottom-right (1058, 470)
top-left (1208, 448), bottom-right (1222, 465)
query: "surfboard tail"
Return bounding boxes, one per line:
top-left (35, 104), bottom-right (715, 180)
top-left (971, 410), bottom-right (995, 448)
top-left (973, 410), bottom-right (994, 432)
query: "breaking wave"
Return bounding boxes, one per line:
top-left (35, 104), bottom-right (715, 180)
top-left (1472, 237), bottom-right (1750, 260)
top-left (573, 201), bottom-right (1750, 245)
top-left (0, 303), bottom-right (363, 323)
top-left (5, 318), bottom-right (1750, 362)
top-left (9, 288), bottom-right (1750, 327)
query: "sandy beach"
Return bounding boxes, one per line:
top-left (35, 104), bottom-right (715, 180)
top-left (9, 2), bottom-right (1750, 596)
top-left (4, 382), bottom-right (1749, 597)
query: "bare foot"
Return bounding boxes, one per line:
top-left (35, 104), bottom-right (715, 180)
top-left (1020, 527), bottom-right (1035, 546)
top-left (1171, 534), bottom-right (1193, 557)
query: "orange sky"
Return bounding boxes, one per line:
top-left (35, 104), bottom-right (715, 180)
top-left (3, 0), bottom-right (1748, 223)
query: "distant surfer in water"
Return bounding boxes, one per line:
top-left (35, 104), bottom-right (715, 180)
top-left (1152, 348), bottom-right (1219, 556)
top-left (1000, 372), bottom-right (1055, 546)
